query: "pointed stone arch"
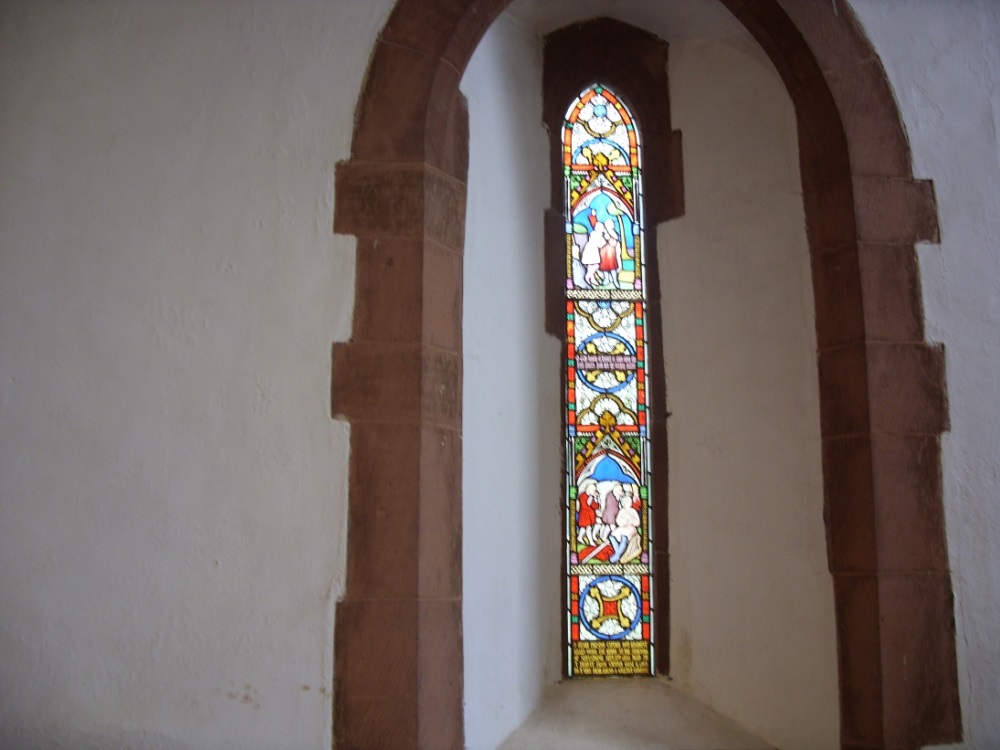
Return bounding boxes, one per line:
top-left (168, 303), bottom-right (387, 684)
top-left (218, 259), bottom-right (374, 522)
top-left (331, 1), bottom-right (962, 747)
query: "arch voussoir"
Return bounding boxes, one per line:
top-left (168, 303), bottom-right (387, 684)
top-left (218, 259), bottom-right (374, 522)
top-left (332, 1), bottom-right (962, 747)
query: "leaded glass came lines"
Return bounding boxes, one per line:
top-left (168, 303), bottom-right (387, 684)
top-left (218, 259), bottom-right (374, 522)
top-left (564, 84), bottom-right (654, 677)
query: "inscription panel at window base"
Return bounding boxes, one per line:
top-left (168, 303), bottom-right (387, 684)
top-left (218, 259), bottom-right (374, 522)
top-left (563, 84), bottom-right (653, 677)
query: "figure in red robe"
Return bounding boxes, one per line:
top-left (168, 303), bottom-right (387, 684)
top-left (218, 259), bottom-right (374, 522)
top-left (576, 480), bottom-right (600, 547)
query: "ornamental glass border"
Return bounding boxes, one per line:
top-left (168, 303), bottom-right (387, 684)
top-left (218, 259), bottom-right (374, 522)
top-left (563, 84), bottom-right (654, 677)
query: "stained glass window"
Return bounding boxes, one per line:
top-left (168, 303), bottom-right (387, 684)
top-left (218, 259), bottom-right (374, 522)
top-left (563, 84), bottom-right (653, 677)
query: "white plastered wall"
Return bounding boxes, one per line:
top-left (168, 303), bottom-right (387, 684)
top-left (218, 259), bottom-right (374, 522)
top-left (1, 0), bottom-right (999, 748)
top-left (0, 1), bottom-right (392, 747)
top-left (461, 18), bottom-right (562, 750)
top-left (463, 4), bottom-right (839, 748)
top-left (663, 37), bottom-right (838, 748)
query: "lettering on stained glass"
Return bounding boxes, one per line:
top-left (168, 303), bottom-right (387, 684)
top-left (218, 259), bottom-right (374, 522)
top-left (563, 84), bottom-right (654, 677)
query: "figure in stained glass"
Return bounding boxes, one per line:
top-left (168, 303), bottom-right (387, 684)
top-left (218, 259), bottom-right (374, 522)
top-left (576, 480), bottom-right (601, 547)
top-left (563, 83), bottom-right (653, 677)
top-left (573, 195), bottom-right (635, 289)
top-left (609, 501), bottom-right (641, 563)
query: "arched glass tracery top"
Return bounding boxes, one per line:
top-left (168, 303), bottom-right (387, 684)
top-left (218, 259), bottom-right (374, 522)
top-left (563, 84), bottom-right (653, 677)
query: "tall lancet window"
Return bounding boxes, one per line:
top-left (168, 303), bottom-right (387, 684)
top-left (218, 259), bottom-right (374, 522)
top-left (564, 84), bottom-right (653, 677)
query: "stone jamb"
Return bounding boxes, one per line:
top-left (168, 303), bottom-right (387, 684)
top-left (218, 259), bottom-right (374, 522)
top-left (331, 1), bottom-right (963, 747)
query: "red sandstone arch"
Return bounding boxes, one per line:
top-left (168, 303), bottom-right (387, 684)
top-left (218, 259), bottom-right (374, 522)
top-left (331, 1), bottom-right (962, 747)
